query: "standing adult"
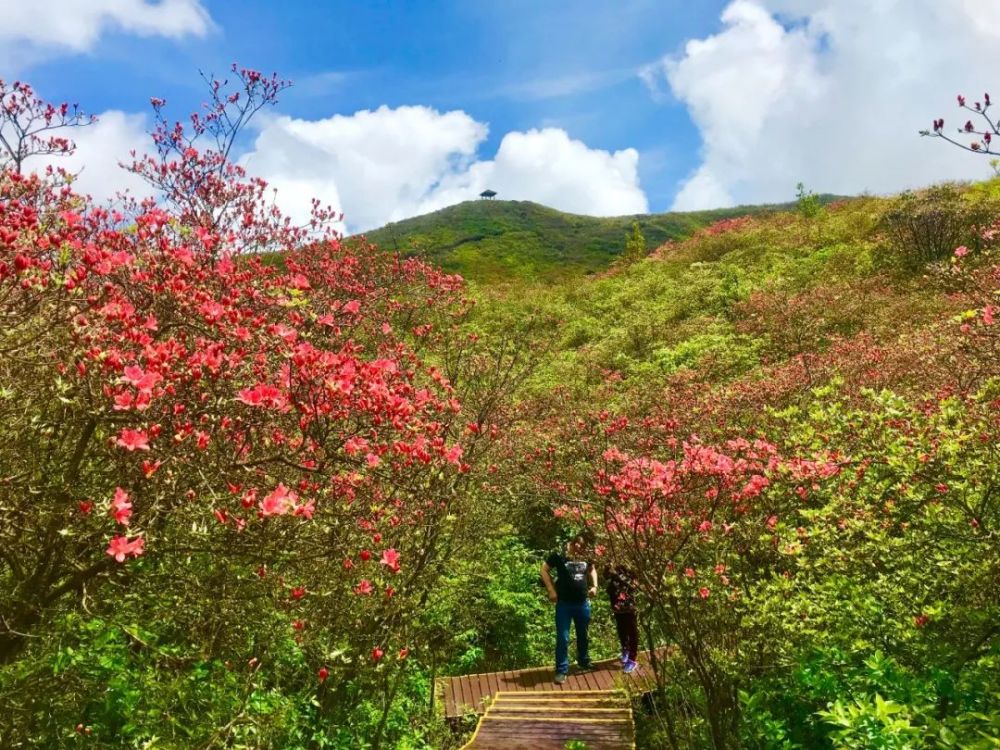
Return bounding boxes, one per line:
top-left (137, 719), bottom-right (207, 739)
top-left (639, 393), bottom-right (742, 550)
top-left (541, 532), bottom-right (597, 684)
top-left (604, 564), bottom-right (639, 674)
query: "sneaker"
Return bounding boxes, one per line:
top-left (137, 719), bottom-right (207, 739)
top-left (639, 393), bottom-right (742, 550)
top-left (577, 661), bottom-right (593, 671)
top-left (623, 659), bottom-right (638, 674)
top-left (554, 672), bottom-right (568, 684)
top-left (619, 650), bottom-right (628, 664)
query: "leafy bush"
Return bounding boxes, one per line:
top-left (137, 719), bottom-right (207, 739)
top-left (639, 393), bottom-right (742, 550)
top-left (880, 185), bottom-right (1000, 271)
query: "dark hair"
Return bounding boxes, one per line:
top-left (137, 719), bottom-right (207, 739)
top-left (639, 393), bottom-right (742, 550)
top-left (570, 529), bottom-right (594, 546)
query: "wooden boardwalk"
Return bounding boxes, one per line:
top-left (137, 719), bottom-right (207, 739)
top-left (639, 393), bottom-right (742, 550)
top-left (439, 652), bottom-right (657, 719)
top-left (461, 691), bottom-right (634, 750)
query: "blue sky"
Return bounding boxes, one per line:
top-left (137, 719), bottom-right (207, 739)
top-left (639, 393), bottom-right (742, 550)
top-left (4, 1), bottom-right (998, 230)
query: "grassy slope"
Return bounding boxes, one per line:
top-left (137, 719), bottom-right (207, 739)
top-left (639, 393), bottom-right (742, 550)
top-left (357, 198), bottom-right (838, 285)
top-left (465, 180), bottom-right (1000, 398)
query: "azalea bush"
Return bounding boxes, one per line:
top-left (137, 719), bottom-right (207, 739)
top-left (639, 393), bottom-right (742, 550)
top-left (503, 215), bottom-right (1000, 747)
top-left (526, 372), bottom-right (999, 749)
top-left (0, 69), bottom-right (524, 748)
top-left (734, 386), bottom-right (1000, 749)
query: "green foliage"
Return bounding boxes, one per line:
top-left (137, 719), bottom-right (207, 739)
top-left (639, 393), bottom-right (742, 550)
top-left (880, 183), bottom-right (1000, 272)
top-left (622, 221), bottom-right (648, 265)
top-left (494, 197), bottom-right (889, 390)
top-left (422, 534), bottom-right (618, 678)
top-left (358, 198), bottom-right (807, 285)
top-left (797, 182), bottom-right (823, 219)
top-left (7, 178), bottom-right (1000, 749)
top-left (652, 332), bottom-right (761, 377)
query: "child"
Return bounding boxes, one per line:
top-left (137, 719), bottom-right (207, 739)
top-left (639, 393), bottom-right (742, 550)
top-left (604, 564), bottom-right (639, 673)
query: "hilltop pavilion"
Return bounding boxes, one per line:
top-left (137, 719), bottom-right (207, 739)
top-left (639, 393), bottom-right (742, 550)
top-left (479, 189), bottom-right (497, 200)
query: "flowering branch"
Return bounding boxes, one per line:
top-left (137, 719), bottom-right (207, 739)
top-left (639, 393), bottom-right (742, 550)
top-left (0, 79), bottom-right (95, 173)
top-left (922, 92), bottom-right (1000, 157)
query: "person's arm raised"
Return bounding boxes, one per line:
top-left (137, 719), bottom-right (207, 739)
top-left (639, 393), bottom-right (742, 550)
top-left (541, 562), bottom-right (558, 603)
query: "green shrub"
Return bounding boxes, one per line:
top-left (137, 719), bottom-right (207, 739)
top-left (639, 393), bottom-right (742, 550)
top-left (880, 184), bottom-right (1000, 271)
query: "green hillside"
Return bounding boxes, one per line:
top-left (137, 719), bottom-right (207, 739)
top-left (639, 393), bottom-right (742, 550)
top-left (357, 198), bottom-right (838, 284)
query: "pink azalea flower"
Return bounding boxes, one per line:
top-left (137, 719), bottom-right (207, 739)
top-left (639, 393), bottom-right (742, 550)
top-left (106, 534), bottom-right (145, 563)
top-left (110, 487), bottom-right (132, 525)
top-left (115, 428), bottom-right (150, 451)
top-left (112, 391), bottom-right (134, 410)
top-left (381, 548), bottom-right (401, 573)
top-left (260, 483), bottom-right (296, 516)
top-left (343, 436), bottom-right (368, 455)
top-left (444, 444), bottom-right (463, 465)
top-left (236, 383), bottom-right (286, 409)
top-left (293, 499), bottom-right (315, 519)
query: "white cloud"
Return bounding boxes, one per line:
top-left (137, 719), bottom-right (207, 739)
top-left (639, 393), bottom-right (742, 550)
top-left (0, 0), bottom-right (211, 69)
top-left (645, 0), bottom-right (1000, 210)
top-left (241, 106), bottom-right (488, 232)
top-left (242, 107), bottom-right (649, 232)
top-left (413, 128), bottom-right (648, 218)
top-left (42, 111), bottom-right (154, 202)
top-left (16, 110), bottom-right (154, 205)
top-left (16, 102), bottom-right (647, 231)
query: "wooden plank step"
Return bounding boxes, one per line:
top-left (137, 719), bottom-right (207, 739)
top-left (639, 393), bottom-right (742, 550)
top-left (440, 648), bottom-right (664, 718)
top-left (489, 708), bottom-right (632, 721)
top-left (463, 690), bottom-right (633, 750)
top-left (494, 694), bottom-right (626, 702)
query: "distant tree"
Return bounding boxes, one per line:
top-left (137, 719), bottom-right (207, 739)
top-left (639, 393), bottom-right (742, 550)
top-left (796, 182), bottom-right (822, 218)
top-left (622, 221), bottom-right (647, 264)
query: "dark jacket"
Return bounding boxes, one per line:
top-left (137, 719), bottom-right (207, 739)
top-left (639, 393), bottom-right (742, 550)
top-left (603, 564), bottom-right (636, 613)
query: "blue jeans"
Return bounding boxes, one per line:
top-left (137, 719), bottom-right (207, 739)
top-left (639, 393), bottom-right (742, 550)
top-left (555, 600), bottom-right (591, 674)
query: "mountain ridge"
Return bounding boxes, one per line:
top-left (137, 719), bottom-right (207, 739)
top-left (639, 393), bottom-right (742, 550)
top-left (354, 196), bottom-right (844, 284)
